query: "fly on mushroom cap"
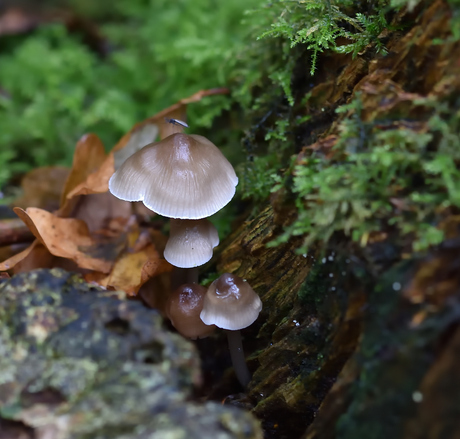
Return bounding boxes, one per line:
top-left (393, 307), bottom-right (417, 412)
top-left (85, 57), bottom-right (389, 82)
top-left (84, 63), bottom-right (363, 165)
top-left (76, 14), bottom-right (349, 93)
top-left (200, 273), bottom-right (262, 331)
top-left (166, 283), bottom-right (216, 339)
top-left (108, 133), bottom-right (238, 220)
top-left (164, 219), bottom-right (219, 268)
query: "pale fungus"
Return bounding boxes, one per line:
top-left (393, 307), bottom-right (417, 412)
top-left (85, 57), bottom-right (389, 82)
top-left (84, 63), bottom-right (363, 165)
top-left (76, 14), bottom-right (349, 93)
top-left (164, 218), bottom-right (219, 268)
top-left (200, 273), bottom-right (262, 388)
top-left (108, 133), bottom-right (238, 220)
top-left (200, 273), bottom-right (262, 330)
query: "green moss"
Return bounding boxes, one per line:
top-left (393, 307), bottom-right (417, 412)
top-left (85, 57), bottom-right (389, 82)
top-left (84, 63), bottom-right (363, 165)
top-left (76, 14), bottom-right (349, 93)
top-left (271, 93), bottom-right (460, 253)
top-left (233, 0), bottom-right (397, 203)
top-left (0, 0), bottom-right (261, 189)
top-left (298, 261), bottom-right (332, 306)
top-left (257, 0), bottom-right (389, 75)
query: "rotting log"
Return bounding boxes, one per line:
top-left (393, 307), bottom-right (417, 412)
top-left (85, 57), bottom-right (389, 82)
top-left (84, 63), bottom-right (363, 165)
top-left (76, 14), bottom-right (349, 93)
top-left (210, 1), bottom-right (460, 438)
top-left (212, 205), bottom-right (366, 439)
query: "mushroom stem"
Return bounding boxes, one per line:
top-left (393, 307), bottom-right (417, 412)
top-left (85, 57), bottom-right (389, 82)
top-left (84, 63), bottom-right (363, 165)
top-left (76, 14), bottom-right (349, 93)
top-left (226, 330), bottom-right (251, 388)
top-left (171, 267), bottom-right (199, 290)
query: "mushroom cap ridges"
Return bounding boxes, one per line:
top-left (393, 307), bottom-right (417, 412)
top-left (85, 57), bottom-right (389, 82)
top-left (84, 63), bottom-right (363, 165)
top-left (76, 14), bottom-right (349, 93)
top-left (164, 219), bottom-right (219, 268)
top-left (108, 133), bottom-right (238, 219)
top-left (166, 283), bottom-right (216, 339)
top-left (200, 273), bottom-right (262, 330)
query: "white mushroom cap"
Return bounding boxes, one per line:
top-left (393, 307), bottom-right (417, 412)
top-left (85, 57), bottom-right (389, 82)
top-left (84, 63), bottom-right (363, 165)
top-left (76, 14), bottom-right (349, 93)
top-left (166, 283), bottom-right (216, 339)
top-left (200, 273), bottom-right (262, 330)
top-left (164, 219), bottom-right (219, 268)
top-left (108, 133), bottom-right (238, 219)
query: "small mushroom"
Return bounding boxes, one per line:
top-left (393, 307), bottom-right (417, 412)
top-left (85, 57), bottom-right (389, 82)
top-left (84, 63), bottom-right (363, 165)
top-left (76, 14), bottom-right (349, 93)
top-left (165, 283), bottom-right (216, 339)
top-left (200, 273), bottom-right (262, 330)
top-left (164, 218), bottom-right (219, 269)
top-left (200, 273), bottom-right (262, 388)
top-left (108, 133), bottom-right (238, 220)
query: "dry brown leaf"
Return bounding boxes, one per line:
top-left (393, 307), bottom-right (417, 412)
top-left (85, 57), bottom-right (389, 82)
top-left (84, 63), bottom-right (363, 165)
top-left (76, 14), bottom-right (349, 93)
top-left (113, 123), bottom-right (159, 170)
top-left (69, 192), bottom-right (132, 233)
top-left (97, 249), bottom-right (172, 296)
top-left (112, 88), bottom-right (229, 151)
top-left (138, 271), bottom-right (172, 314)
top-left (58, 134), bottom-right (110, 217)
top-left (13, 207), bottom-right (114, 273)
top-left (0, 240), bottom-right (77, 274)
top-left (66, 152), bottom-right (115, 199)
top-left (15, 166), bottom-right (69, 211)
top-left (0, 240), bottom-right (40, 271)
top-left (86, 226), bottom-right (172, 295)
top-left (60, 134), bottom-right (106, 203)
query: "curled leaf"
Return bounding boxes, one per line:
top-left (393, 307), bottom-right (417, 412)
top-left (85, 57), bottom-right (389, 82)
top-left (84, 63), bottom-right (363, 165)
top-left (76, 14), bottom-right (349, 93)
top-left (13, 207), bottom-right (114, 273)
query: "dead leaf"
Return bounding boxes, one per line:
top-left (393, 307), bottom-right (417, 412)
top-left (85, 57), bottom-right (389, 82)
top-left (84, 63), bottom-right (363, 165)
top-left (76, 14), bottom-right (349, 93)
top-left (138, 272), bottom-right (171, 313)
top-left (15, 166), bottom-right (69, 211)
top-left (112, 88), bottom-right (229, 151)
top-left (66, 152), bottom-right (115, 199)
top-left (58, 134), bottom-right (110, 217)
top-left (69, 192), bottom-right (132, 233)
top-left (0, 240), bottom-right (77, 274)
top-left (99, 250), bottom-right (172, 296)
top-left (60, 134), bottom-right (106, 203)
top-left (1, 89), bottom-right (227, 293)
top-left (0, 240), bottom-right (39, 271)
top-left (13, 207), bottom-right (114, 273)
top-left (114, 123), bottom-right (159, 170)
top-left (86, 226), bottom-right (172, 295)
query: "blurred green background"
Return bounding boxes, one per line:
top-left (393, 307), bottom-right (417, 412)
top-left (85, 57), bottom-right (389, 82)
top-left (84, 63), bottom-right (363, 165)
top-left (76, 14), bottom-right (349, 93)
top-left (0, 0), bottom-right (264, 190)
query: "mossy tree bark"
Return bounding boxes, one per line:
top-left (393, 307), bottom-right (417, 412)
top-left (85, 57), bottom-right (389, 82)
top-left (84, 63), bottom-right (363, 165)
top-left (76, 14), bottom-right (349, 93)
top-left (211, 1), bottom-right (460, 438)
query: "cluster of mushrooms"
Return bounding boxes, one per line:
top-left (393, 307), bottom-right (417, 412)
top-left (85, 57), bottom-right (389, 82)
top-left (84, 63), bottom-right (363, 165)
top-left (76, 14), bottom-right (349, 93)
top-left (108, 119), bottom-right (262, 387)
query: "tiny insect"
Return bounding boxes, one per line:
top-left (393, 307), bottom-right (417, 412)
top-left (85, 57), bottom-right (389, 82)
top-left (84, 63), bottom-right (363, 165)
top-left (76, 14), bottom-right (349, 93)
top-left (165, 118), bottom-right (188, 128)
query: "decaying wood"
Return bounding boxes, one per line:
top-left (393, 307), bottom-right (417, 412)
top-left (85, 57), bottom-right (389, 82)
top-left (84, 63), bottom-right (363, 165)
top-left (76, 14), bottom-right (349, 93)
top-left (211, 2), bottom-right (460, 438)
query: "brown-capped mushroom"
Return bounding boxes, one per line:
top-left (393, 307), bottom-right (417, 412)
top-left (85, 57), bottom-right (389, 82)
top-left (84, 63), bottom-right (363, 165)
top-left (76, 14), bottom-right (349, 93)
top-left (164, 218), bottom-right (219, 268)
top-left (165, 283), bottom-right (216, 339)
top-left (200, 273), bottom-right (262, 388)
top-left (108, 133), bottom-right (238, 220)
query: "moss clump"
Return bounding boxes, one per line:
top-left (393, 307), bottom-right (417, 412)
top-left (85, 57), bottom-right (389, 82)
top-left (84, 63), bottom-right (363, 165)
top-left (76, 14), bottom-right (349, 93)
top-left (272, 93), bottom-right (460, 253)
top-left (235, 0), bottom-right (399, 204)
top-left (236, 0), bottom-right (460, 254)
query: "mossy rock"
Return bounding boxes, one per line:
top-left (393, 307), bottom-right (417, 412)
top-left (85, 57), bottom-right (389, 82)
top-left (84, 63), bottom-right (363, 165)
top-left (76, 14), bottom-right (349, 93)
top-left (0, 268), bottom-right (263, 439)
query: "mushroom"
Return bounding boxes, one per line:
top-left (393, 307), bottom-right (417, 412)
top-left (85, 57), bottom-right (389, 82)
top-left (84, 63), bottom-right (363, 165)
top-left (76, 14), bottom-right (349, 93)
top-left (164, 218), bottom-right (219, 269)
top-left (165, 283), bottom-right (216, 339)
top-left (200, 273), bottom-right (262, 330)
top-left (108, 133), bottom-right (238, 220)
top-left (200, 273), bottom-right (262, 388)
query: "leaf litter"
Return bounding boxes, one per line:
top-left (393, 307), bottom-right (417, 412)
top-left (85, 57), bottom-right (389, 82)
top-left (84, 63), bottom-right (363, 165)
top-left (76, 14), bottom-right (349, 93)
top-left (0, 89), bottom-right (228, 296)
